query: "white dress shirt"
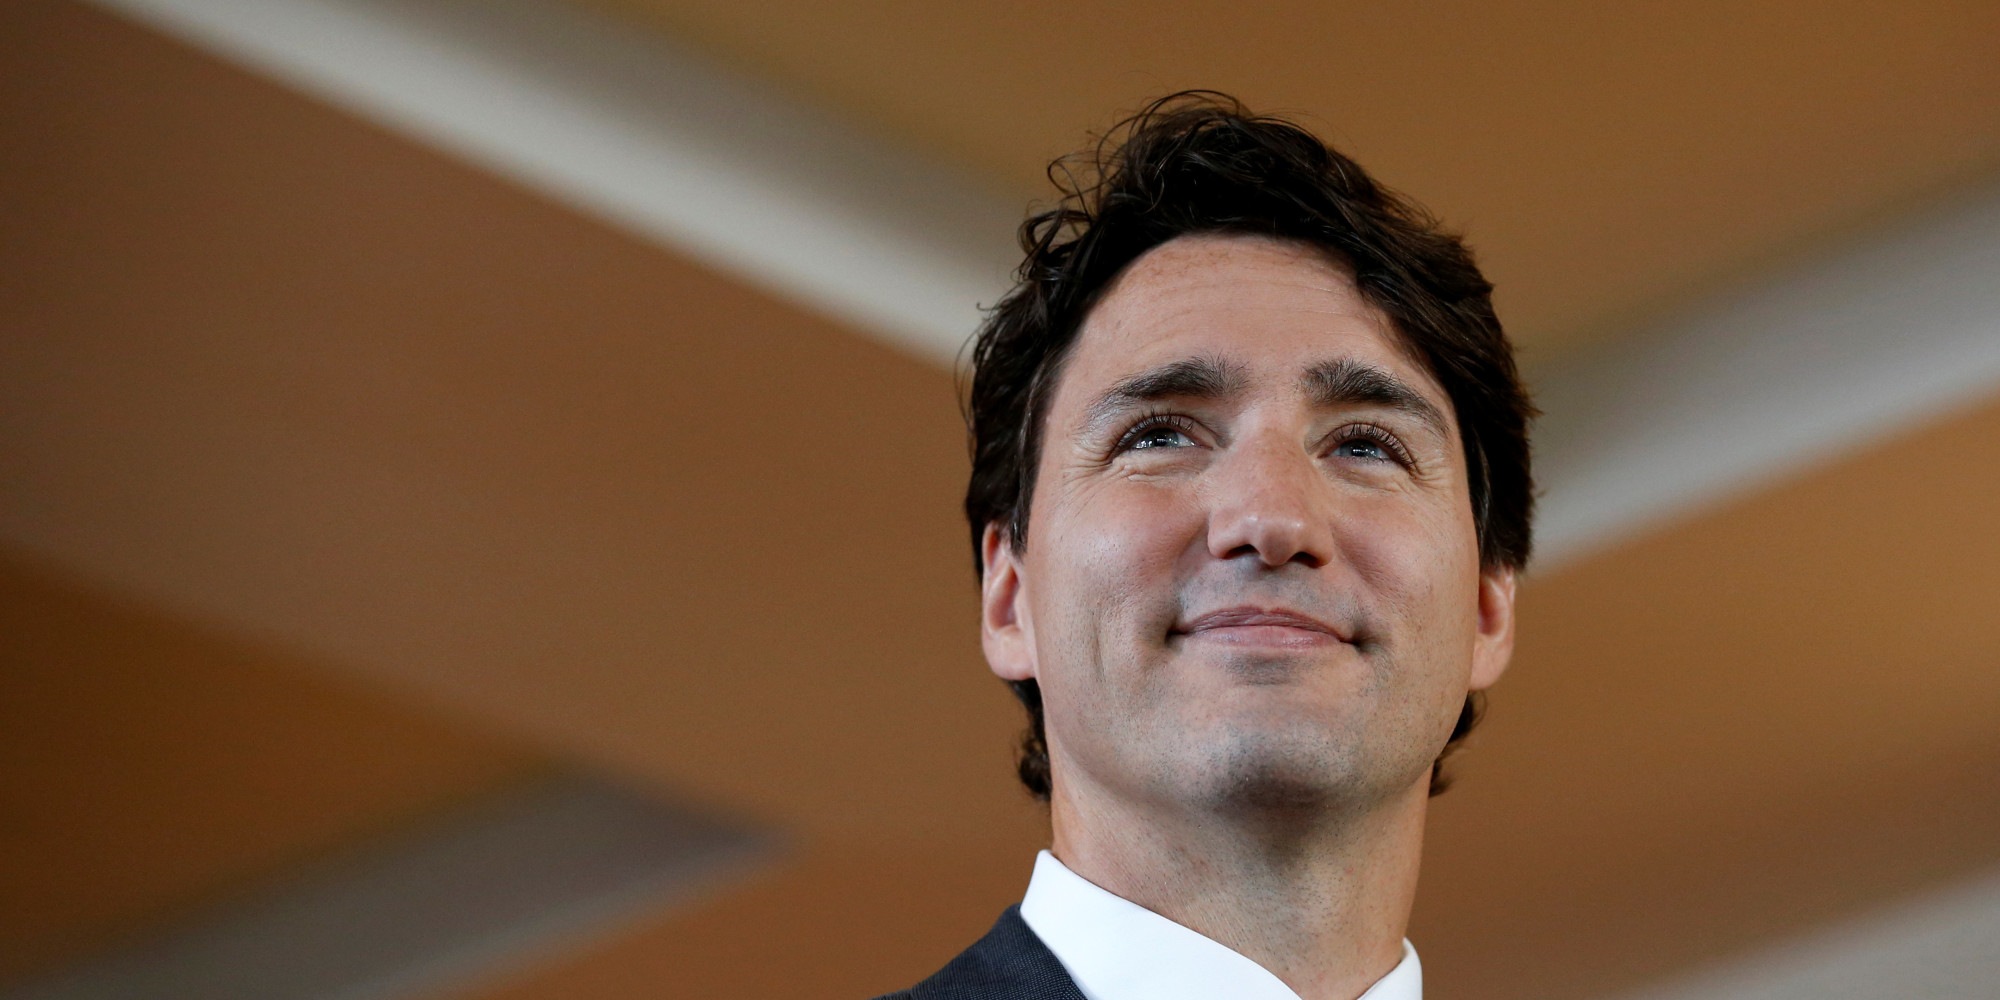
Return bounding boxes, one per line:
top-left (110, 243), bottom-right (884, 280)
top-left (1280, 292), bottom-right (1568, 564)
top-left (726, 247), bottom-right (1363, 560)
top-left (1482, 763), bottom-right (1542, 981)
top-left (1019, 850), bottom-right (1422, 1000)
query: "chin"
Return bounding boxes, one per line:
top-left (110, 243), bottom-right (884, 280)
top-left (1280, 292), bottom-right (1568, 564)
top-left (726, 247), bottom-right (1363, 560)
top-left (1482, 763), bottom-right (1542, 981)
top-left (1184, 719), bottom-right (1426, 821)
top-left (1187, 727), bottom-right (1360, 813)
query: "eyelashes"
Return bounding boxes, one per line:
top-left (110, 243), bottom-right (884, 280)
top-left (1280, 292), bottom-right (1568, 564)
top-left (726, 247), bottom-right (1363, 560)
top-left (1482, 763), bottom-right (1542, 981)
top-left (1108, 411), bottom-right (1416, 470)
top-left (1111, 411), bottom-right (1203, 454)
top-left (1324, 422), bottom-right (1415, 468)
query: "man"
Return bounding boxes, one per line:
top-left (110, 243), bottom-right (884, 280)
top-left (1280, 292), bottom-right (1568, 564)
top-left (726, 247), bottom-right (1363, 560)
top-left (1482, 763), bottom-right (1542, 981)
top-left (881, 93), bottom-right (1533, 1000)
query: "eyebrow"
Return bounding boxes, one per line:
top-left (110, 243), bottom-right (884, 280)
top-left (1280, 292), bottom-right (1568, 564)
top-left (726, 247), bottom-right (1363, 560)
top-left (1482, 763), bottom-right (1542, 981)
top-left (1299, 359), bottom-right (1453, 440)
top-left (1081, 355), bottom-right (1247, 429)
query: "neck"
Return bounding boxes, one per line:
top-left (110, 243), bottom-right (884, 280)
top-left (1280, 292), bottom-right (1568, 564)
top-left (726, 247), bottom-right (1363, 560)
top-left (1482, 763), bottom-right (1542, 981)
top-left (1049, 770), bottom-right (1427, 1000)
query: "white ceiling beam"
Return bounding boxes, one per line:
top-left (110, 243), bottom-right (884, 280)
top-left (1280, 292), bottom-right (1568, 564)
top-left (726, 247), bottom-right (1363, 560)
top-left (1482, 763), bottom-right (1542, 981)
top-left (1605, 865), bottom-right (2000, 1000)
top-left (0, 774), bottom-right (773, 1000)
top-left (1530, 183), bottom-right (2000, 568)
top-left (88, 0), bottom-right (1022, 369)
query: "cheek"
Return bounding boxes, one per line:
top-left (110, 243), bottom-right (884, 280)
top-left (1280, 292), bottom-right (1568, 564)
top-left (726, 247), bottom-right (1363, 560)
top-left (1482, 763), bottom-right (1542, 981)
top-left (1030, 482), bottom-right (1205, 645)
top-left (1338, 493), bottom-right (1483, 642)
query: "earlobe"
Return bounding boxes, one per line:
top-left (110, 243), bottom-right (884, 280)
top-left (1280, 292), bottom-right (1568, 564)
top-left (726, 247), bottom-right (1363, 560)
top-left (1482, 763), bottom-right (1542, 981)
top-left (1469, 566), bottom-right (1516, 691)
top-left (980, 523), bottom-right (1036, 682)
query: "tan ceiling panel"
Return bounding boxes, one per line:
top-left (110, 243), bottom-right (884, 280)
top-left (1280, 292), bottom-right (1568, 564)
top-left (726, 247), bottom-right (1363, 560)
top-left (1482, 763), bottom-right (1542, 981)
top-left (0, 552), bottom-right (545, 985)
top-left (582, 0), bottom-right (2000, 354)
top-left (1, 0), bottom-right (1043, 845)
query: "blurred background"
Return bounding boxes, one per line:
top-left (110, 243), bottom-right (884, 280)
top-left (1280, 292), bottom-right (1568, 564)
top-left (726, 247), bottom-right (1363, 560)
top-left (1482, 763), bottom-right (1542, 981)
top-left (4, 0), bottom-right (2000, 997)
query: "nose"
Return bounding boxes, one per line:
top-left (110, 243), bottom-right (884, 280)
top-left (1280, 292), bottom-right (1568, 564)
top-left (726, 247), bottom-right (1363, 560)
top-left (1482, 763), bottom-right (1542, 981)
top-left (1204, 436), bottom-right (1335, 569)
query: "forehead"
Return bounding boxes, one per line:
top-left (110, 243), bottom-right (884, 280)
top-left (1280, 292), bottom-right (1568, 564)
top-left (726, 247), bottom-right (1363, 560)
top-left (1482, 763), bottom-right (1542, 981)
top-left (1057, 234), bottom-right (1442, 409)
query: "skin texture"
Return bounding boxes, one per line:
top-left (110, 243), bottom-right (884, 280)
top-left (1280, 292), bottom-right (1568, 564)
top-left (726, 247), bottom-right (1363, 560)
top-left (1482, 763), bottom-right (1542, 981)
top-left (980, 234), bottom-right (1517, 1000)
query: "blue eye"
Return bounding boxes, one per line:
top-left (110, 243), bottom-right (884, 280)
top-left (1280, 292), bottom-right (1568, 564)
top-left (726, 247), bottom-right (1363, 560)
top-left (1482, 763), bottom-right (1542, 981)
top-left (1130, 425), bottom-right (1195, 450)
top-left (1333, 438), bottom-right (1389, 460)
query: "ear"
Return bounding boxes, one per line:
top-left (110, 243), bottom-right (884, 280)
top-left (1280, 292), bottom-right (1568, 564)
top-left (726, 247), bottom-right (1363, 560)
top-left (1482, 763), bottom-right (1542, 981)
top-left (1468, 565), bottom-right (1517, 691)
top-left (980, 521), bottom-right (1037, 683)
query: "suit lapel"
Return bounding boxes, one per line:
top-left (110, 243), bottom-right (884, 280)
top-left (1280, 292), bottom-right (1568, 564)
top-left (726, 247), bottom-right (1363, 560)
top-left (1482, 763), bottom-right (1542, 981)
top-left (896, 906), bottom-right (1087, 1000)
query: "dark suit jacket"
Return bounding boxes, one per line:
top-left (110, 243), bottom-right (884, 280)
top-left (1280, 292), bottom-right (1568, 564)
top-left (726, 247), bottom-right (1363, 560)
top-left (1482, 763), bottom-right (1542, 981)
top-left (872, 906), bottom-right (1086, 1000)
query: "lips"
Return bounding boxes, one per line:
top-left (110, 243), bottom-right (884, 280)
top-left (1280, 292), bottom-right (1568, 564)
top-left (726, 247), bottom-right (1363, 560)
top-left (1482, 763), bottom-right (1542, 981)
top-left (1173, 606), bottom-right (1351, 644)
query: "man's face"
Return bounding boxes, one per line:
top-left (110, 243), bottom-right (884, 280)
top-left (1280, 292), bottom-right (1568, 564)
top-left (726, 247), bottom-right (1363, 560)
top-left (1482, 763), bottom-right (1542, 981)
top-left (981, 233), bottom-right (1515, 817)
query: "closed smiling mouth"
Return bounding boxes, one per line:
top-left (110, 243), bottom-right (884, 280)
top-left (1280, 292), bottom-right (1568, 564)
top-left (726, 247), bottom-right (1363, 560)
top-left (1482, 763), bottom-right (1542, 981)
top-left (1171, 606), bottom-right (1352, 647)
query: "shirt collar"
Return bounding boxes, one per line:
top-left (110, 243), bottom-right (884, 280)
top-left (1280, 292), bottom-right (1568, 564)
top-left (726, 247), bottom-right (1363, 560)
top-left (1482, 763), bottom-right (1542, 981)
top-left (1018, 850), bottom-right (1422, 1000)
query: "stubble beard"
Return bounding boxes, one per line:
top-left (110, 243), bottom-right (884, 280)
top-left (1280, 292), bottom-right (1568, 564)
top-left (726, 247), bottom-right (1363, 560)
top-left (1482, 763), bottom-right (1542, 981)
top-left (1047, 592), bottom-right (1434, 855)
top-left (1142, 640), bottom-right (1442, 852)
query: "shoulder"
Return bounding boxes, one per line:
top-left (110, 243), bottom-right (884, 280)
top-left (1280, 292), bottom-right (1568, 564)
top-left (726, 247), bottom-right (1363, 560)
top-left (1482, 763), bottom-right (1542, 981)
top-left (870, 906), bottom-right (1085, 1000)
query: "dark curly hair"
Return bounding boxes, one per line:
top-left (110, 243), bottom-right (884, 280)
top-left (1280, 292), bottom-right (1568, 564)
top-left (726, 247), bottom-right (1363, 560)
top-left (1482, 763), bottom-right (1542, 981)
top-left (964, 92), bottom-right (1534, 801)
